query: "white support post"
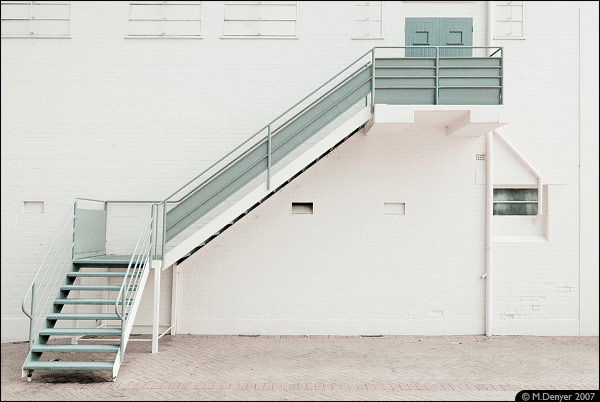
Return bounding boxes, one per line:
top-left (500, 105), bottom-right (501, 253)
top-left (485, 131), bottom-right (494, 337)
top-left (170, 263), bottom-right (178, 335)
top-left (152, 266), bottom-right (161, 353)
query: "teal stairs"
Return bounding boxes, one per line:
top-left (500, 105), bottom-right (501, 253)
top-left (21, 46), bottom-right (503, 381)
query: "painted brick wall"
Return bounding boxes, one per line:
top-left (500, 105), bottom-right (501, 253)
top-left (176, 125), bottom-right (489, 335)
top-left (1, 1), bottom-right (594, 340)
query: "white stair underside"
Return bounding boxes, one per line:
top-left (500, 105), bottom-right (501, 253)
top-left (161, 106), bottom-right (372, 268)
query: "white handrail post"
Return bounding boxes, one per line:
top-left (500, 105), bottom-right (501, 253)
top-left (29, 283), bottom-right (35, 350)
top-left (152, 262), bottom-right (160, 354)
top-left (267, 125), bottom-right (272, 190)
top-left (371, 48), bottom-right (375, 112)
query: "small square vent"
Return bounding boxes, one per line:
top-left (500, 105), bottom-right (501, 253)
top-left (475, 153), bottom-right (486, 161)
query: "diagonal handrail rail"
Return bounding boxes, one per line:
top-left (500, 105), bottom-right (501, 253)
top-left (21, 200), bottom-right (76, 349)
top-left (160, 47), bottom-right (376, 205)
top-left (114, 203), bottom-right (154, 362)
top-left (169, 61), bottom-right (374, 212)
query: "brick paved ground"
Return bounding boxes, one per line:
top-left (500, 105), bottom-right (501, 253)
top-left (2, 335), bottom-right (598, 401)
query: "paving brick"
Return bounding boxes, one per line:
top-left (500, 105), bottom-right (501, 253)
top-left (2, 335), bottom-right (598, 401)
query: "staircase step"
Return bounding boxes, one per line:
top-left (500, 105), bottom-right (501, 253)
top-left (60, 285), bottom-right (137, 292)
top-left (66, 272), bottom-right (141, 278)
top-left (73, 254), bottom-right (135, 265)
top-left (54, 298), bottom-right (133, 305)
top-left (31, 344), bottom-right (120, 353)
top-left (22, 360), bottom-right (114, 371)
top-left (47, 313), bottom-right (122, 321)
top-left (39, 328), bottom-right (122, 336)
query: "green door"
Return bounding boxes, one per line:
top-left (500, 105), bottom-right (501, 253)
top-left (404, 18), bottom-right (438, 57)
top-left (406, 18), bottom-right (473, 57)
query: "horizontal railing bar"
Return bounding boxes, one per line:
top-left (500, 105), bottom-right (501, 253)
top-left (439, 86), bottom-right (502, 88)
top-left (375, 66), bottom-right (436, 69)
top-left (76, 197), bottom-right (177, 204)
top-left (375, 76), bottom-right (437, 79)
top-left (439, 76), bottom-right (503, 78)
top-left (438, 66), bottom-right (501, 69)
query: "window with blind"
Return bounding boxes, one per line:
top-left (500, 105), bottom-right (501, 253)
top-left (493, 188), bottom-right (538, 215)
top-left (494, 1), bottom-right (524, 39)
top-left (128, 1), bottom-right (202, 38)
top-left (223, 1), bottom-right (297, 37)
top-left (1, 1), bottom-right (70, 38)
top-left (353, 1), bottom-right (383, 39)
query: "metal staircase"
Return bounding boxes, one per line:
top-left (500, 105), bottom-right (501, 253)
top-left (20, 46), bottom-right (503, 381)
top-left (21, 205), bottom-right (153, 381)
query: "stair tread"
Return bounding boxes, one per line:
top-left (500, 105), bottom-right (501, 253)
top-left (61, 285), bottom-right (137, 291)
top-left (73, 254), bottom-right (161, 265)
top-left (54, 298), bottom-right (133, 305)
top-left (39, 328), bottom-right (122, 336)
top-left (73, 254), bottom-right (134, 264)
top-left (66, 272), bottom-right (141, 277)
top-left (31, 344), bottom-right (120, 353)
top-left (47, 313), bottom-right (122, 320)
top-left (23, 361), bottom-right (114, 370)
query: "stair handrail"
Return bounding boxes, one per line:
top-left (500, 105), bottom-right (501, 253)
top-left (21, 199), bottom-right (76, 349)
top-left (115, 203), bottom-right (155, 361)
top-left (169, 60), bottom-right (373, 210)
top-left (154, 48), bottom-right (377, 260)
top-left (159, 47), bottom-right (376, 206)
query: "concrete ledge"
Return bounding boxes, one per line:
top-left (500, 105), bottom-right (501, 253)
top-left (492, 319), bottom-right (579, 336)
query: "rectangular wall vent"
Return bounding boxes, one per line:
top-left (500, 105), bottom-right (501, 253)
top-left (292, 202), bottom-right (313, 214)
top-left (476, 153), bottom-right (486, 161)
top-left (384, 202), bottom-right (405, 215)
top-left (23, 201), bottom-right (44, 213)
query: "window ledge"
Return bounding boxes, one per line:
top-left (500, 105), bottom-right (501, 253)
top-left (493, 36), bottom-right (526, 40)
top-left (1, 36), bottom-right (71, 39)
top-left (351, 36), bottom-right (385, 40)
top-left (125, 35), bottom-right (203, 40)
top-left (220, 35), bottom-right (298, 40)
top-left (493, 235), bottom-right (547, 243)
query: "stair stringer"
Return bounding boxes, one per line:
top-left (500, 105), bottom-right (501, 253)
top-left (162, 106), bottom-right (372, 269)
top-left (112, 264), bottom-right (150, 379)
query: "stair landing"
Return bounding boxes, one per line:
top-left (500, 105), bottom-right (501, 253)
top-left (73, 254), bottom-right (161, 268)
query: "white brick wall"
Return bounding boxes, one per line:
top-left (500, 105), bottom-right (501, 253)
top-left (1, 1), bottom-right (597, 340)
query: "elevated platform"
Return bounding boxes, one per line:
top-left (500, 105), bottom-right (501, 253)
top-left (371, 104), bottom-right (509, 137)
